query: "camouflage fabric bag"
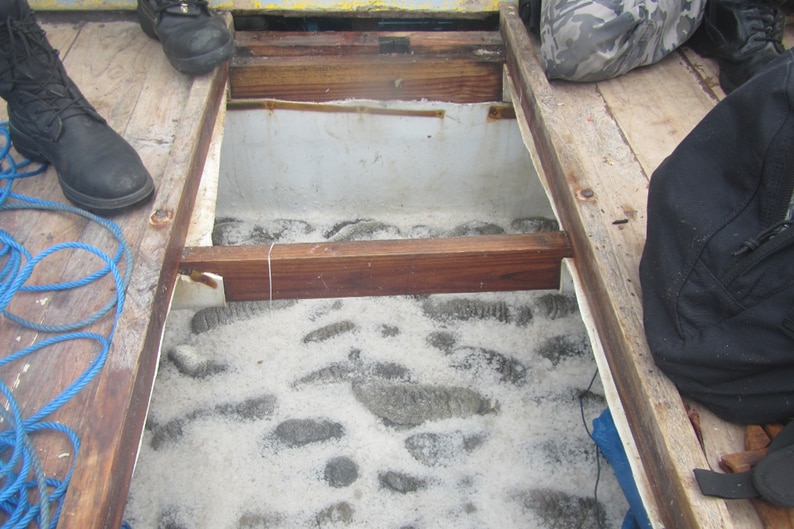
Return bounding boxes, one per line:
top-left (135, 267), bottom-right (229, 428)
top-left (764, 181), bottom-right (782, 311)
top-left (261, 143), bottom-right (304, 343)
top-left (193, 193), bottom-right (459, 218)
top-left (540, 0), bottom-right (706, 81)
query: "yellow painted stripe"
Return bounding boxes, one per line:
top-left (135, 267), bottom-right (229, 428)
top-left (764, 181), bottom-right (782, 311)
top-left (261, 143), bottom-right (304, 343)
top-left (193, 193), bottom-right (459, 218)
top-left (30, 0), bottom-right (503, 11)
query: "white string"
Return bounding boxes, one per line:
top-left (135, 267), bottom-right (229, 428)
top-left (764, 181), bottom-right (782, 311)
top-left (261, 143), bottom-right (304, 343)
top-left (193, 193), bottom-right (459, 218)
top-left (267, 242), bottom-right (275, 313)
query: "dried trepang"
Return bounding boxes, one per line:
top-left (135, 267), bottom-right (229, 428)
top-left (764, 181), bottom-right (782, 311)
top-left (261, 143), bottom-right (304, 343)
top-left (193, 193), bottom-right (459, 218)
top-left (536, 335), bottom-right (592, 366)
top-left (191, 300), bottom-right (296, 334)
top-left (168, 344), bottom-right (227, 378)
top-left (451, 346), bottom-right (529, 385)
top-left (302, 320), bottom-right (357, 343)
top-left (272, 418), bottom-right (345, 447)
top-left (445, 220), bottom-right (505, 237)
top-left (534, 293), bottom-right (579, 320)
top-left (324, 219), bottom-right (402, 241)
top-left (293, 357), bottom-right (411, 387)
top-left (351, 380), bottom-right (498, 426)
top-left (404, 430), bottom-right (486, 466)
top-left (422, 298), bottom-right (511, 323)
top-left (510, 217), bottom-right (559, 233)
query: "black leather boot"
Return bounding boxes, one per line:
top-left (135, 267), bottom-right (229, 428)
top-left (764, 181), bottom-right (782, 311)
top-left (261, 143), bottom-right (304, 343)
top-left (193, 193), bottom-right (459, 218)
top-left (0, 0), bottom-right (155, 215)
top-left (689, 0), bottom-right (786, 93)
top-left (137, 0), bottom-right (234, 76)
top-left (519, 0), bottom-right (542, 35)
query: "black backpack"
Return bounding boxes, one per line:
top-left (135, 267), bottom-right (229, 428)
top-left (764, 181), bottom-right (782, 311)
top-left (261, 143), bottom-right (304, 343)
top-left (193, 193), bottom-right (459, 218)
top-left (639, 50), bottom-right (794, 426)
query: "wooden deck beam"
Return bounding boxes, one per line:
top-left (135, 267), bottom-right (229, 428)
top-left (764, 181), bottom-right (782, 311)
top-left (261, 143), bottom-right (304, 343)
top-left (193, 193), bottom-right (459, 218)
top-left (231, 30), bottom-right (504, 103)
top-left (180, 232), bottom-right (572, 301)
top-left (0, 14), bottom-right (230, 529)
top-left (499, 7), bottom-right (701, 528)
top-left (499, 4), bottom-right (759, 528)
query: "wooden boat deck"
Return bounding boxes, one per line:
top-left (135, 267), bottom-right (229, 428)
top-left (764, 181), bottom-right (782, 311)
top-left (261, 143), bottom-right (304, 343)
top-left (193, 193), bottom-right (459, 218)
top-left (501, 4), bottom-right (794, 528)
top-left (1, 6), bottom-right (792, 529)
top-left (0, 12), bottom-right (227, 529)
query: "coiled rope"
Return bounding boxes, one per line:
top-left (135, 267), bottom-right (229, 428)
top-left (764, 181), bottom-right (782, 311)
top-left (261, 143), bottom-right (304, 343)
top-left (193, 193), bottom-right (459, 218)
top-left (0, 122), bottom-right (132, 528)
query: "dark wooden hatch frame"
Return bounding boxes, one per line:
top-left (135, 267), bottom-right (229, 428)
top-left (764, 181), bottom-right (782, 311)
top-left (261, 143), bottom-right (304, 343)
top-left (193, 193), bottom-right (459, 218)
top-left (180, 16), bottom-right (573, 301)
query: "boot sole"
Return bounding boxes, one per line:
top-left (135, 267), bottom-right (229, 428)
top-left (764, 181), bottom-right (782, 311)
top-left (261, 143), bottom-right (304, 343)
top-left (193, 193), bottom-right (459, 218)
top-left (137, 2), bottom-right (234, 75)
top-left (58, 175), bottom-right (155, 216)
top-left (11, 126), bottom-right (156, 216)
top-left (167, 39), bottom-right (234, 75)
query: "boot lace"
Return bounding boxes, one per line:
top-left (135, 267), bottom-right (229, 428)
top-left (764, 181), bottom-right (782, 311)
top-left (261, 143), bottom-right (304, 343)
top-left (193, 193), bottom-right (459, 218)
top-left (744, 4), bottom-right (786, 52)
top-left (0, 11), bottom-right (101, 137)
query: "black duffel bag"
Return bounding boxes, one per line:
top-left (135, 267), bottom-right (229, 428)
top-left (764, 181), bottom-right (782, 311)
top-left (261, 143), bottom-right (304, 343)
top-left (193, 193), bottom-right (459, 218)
top-left (639, 49), bottom-right (794, 426)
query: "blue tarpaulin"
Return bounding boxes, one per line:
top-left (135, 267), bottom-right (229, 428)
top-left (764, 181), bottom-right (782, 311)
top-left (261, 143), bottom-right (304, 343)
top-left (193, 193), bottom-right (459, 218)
top-left (592, 408), bottom-right (653, 529)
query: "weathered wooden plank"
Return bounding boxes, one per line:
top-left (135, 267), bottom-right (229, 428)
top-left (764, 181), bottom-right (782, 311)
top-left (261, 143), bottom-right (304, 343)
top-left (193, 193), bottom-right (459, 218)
top-left (595, 42), bottom-right (774, 529)
top-left (61, 24), bottom-right (227, 529)
top-left (230, 30), bottom-right (504, 102)
top-left (72, 60), bottom-right (226, 529)
top-left (597, 53), bottom-right (718, 175)
top-left (504, 8), bottom-right (794, 528)
top-left (598, 21), bottom-right (794, 529)
top-left (180, 232), bottom-right (572, 301)
top-left (499, 4), bottom-right (740, 529)
top-left (679, 27), bottom-right (794, 102)
top-left (0, 23), bottom-right (159, 525)
top-left (31, 0), bottom-right (500, 14)
top-left (230, 56), bottom-right (502, 102)
top-left (0, 14), bottom-right (228, 529)
top-left (235, 29), bottom-right (503, 56)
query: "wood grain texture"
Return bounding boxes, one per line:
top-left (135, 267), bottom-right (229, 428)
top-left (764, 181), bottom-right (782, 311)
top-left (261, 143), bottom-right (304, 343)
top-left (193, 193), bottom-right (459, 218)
top-left (0, 14), bottom-right (227, 529)
top-left (7, 8), bottom-right (790, 529)
top-left (503, 4), bottom-right (794, 528)
top-left (230, 30), bottom-right (504, 102)
top-left (596, 53), bottom-right (718, 174)
top-left (500, 4), bottom-right (748, 528)
top-left (235, 29), bottom-right (504, 56)
top-left (181, 232), bottom-right (572, 300)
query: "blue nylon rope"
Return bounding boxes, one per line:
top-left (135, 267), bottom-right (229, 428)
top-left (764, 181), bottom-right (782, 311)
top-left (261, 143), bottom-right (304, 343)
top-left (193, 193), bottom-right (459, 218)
top-left (0, 122), bottom-right (134, 529)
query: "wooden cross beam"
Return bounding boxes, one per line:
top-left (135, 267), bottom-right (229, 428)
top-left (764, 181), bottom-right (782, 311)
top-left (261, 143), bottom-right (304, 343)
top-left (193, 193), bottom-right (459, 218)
top-left (180, 232), bottom-right (572, 301)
